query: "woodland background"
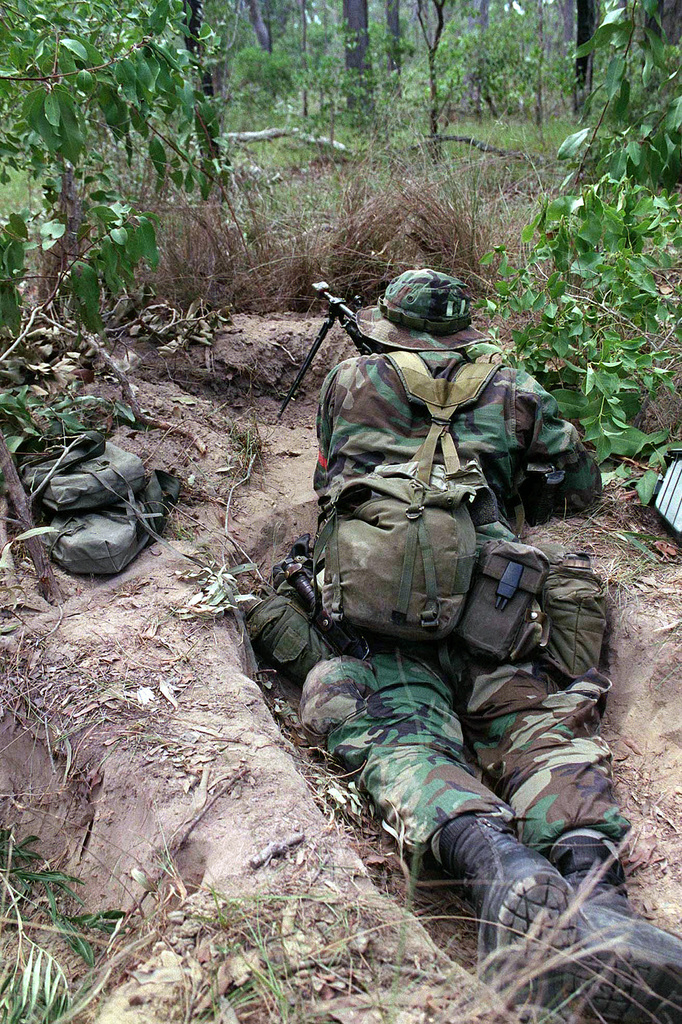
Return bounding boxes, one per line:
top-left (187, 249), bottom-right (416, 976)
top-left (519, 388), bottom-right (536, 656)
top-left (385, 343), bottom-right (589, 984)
top-left (1, 2), bottom-right (682, 1021)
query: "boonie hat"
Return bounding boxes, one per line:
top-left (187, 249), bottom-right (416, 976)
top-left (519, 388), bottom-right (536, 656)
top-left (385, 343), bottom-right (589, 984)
top-left (356, 268), bottom-right (484, 351)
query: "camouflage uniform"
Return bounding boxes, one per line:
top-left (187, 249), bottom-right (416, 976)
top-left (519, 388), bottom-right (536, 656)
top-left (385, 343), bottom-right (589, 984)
top-left (301, 320), bottom-right (629, 858)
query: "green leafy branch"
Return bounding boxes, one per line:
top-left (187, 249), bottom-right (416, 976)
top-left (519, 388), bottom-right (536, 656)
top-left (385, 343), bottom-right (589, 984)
top-left (482, 176), bottom-right (680, 463)
top-left (0, 0), bottom-right (229, 339)
top-left (0, 829), bottom-right (124, 1022)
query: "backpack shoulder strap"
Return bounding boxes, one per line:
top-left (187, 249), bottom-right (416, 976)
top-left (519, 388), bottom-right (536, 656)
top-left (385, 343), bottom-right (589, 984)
top-left (387, 352), bottom-right (497, 484)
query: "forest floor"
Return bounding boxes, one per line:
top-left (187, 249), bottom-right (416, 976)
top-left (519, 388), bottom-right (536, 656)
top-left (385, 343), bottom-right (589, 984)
top-left (2, 312), bottom-right (682, 1024)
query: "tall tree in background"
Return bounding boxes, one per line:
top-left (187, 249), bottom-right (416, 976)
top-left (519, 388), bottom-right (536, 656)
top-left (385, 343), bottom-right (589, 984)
top-left (467, 0), bottom-right (489, 117)
top-left (184, 0), bottom-right (215, 95)
top-left (343, 0), bottom-right (370, 105)
top-left (535, 0), bottom-right (545, 126)
top-left (575, 0), bottom-right (596, 109)
top-left (246, 0), bottom-right (272, 51)
top-left (386, 0), bottom-right (401, 76)
top-left (560, 0), bottom-right (575, 52)
top-left (416, 0), bottom-right (447, 140)
top-left (468, 0), bottom-right (488, 31)
top-left (647, 0), bottom-right (682, 43)
top-left (301, 0), bottom-right (309, 115)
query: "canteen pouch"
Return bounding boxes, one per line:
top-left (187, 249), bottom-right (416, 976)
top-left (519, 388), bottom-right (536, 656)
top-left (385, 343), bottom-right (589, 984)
top-left (245, 592), bottom-right (335, 684)
top-left (541, 554), bottom-right (607, 676)
top-left (456, 539), bottom-right (550, 661)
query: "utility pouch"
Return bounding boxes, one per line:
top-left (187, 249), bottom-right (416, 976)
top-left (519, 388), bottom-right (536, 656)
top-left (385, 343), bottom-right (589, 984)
top-left (456, 540), bottom-right (550, 661)
top-left (541, 552), bottom-right (606, 676)
top-left (245, 592), bottom-right (336, 685)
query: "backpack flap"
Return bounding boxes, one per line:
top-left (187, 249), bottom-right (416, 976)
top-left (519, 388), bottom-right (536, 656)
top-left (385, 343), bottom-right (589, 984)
top-left (31, 442), bottom-right (146, 512)
top-left (317, 472), bottom-right (478, 641)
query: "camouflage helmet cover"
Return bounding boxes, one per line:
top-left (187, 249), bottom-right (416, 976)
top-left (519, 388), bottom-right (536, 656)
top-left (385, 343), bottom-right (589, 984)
top-left (355, 268), bottom-right (482, 352)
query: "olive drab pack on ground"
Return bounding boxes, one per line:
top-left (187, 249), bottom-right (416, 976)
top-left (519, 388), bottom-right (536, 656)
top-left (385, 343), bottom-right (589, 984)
top-left (315, 352), bottom-right (500, 641)
top-left (20, 431), bottom-right (180, 575)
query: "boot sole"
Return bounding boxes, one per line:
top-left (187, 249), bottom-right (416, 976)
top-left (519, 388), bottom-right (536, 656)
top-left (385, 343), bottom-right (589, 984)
top-left (496, 871), bottom-right (576, 951)
top-left (479, 872), bottom-right (579, 1008)
top-left (564, 909), bottom-right (682, 1023)
top-left (479, 871), bottom-right (576, 983)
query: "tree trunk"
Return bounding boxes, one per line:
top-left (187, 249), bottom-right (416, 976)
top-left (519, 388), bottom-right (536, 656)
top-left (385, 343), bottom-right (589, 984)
top-left (301, 0), bottom-right (308, 116)
top-left (560, 0), bottom-right (575, 52)
top-left (183, 0), bottom-right (215, 95)
top-left (0, 435), bottom-right (61, 604)
top-left (386, 0), bottom-right (401, 75)
top-left (661, 0), bottom-right (682, 43)
top-left (535, 0), bottom-right (544, 128)
top-left (466, 0), bottom-right (488, 118)
top-left (468, 0), bottom-right (489, 31)
top-left (648, 0), bottom-right (682, 44)
top-left (343, 0), bottom-right (370, 106)
top-left (575, 0), bottom-right (596, 111)
top-left (416, 0), bottom-right (446, 153)
top-left (246, 0), bottom-right (271, 52)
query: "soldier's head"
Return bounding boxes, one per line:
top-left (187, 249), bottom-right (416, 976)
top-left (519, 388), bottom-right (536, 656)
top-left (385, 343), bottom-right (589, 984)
top-left (356, 268), bottom-right (481, 352)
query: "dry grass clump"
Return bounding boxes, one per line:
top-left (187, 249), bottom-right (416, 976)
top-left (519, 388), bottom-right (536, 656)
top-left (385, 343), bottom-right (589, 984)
top-left (147, 149), bottom-right (533, 314)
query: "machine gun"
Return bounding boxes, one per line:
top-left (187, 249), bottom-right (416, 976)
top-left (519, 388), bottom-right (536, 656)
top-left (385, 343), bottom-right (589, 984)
top-left (278, 282), bottom-right (373, 419)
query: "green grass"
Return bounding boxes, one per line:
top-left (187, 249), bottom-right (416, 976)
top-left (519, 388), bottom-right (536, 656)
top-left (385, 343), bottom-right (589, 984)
top-left (0, 169), bottom-right (33, 220)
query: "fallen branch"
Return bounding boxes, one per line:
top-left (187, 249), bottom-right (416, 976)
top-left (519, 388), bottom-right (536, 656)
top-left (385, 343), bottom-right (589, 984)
top-left (0, 435), bottom-right (62, 604)
top-left (89, 335), bottom-right (207, 455)
top-left (169, 766), bottom-right (250, 852)
top-left (226, 127), bottom-right (348, 153)
top-left (425, 134), bottom-right (538, 160)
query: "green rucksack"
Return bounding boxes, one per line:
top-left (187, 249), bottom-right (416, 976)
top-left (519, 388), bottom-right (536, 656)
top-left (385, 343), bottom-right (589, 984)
top-left (314, 353), bottom-right (499, 641)
top-left (20, 432), bottom-right (180, 576)
top-left (21, 432), bottom-right (146, 511)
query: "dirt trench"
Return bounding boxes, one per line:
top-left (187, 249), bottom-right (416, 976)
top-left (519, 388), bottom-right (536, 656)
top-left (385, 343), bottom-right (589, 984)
top-left (1, 314), bottom-right (682, 1023)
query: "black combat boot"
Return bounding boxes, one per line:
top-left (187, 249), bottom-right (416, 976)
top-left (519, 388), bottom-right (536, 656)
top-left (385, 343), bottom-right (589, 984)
top-left (551, 828), bottom-right (629, 909)
top-left (435, 813), bottom-right (578, 994)
top-left (550, 828), bottom-right (682, 1023)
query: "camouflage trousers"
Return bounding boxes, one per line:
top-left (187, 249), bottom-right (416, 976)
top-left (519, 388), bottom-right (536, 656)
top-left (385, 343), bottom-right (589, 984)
top-left (299, 648), bottom-right (630, 855)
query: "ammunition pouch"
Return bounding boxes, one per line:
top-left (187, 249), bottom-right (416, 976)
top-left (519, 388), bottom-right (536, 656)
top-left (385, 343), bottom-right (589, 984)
top-left (518, 462), bottom-right (566, 526)
top-left (455, 540), bottom-right (550, 662)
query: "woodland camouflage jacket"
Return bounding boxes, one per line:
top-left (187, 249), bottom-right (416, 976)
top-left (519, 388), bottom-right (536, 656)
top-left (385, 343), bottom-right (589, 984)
top-left (314, 349), bottom-right (602, 536)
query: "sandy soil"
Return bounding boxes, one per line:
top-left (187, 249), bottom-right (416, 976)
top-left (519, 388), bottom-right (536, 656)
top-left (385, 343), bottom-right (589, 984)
top-left (1, 312), bottom-right (681, 1024)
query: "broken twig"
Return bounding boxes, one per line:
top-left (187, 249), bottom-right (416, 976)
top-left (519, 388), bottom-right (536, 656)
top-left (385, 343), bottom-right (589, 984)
top-left (250, 832), bottom-right (305, 870)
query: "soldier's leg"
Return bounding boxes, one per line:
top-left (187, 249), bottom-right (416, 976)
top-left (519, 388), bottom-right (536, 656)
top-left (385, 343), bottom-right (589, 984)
top-left (299, 648), bottom-right (511, 848)
top-left (300, 650), bottom-right (585, 994)
top-left (460, 658), bottom-right (630, 855)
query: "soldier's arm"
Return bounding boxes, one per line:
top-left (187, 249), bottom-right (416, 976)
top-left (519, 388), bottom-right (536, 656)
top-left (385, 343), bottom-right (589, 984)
top-left (313, 366), bottom-right (341, 498)
top-left (515, 371), bottom-right (602, 512)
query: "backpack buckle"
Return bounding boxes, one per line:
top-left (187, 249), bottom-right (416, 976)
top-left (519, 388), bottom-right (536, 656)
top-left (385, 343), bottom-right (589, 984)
top-left (420, 601), bottom-right (440, 628)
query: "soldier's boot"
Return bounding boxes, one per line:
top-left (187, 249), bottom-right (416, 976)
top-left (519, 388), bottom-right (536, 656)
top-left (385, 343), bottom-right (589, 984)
top-left (550, 828), bottom-right (682, 1023)
top-left (435, 813), bottom-right (578, 1002)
